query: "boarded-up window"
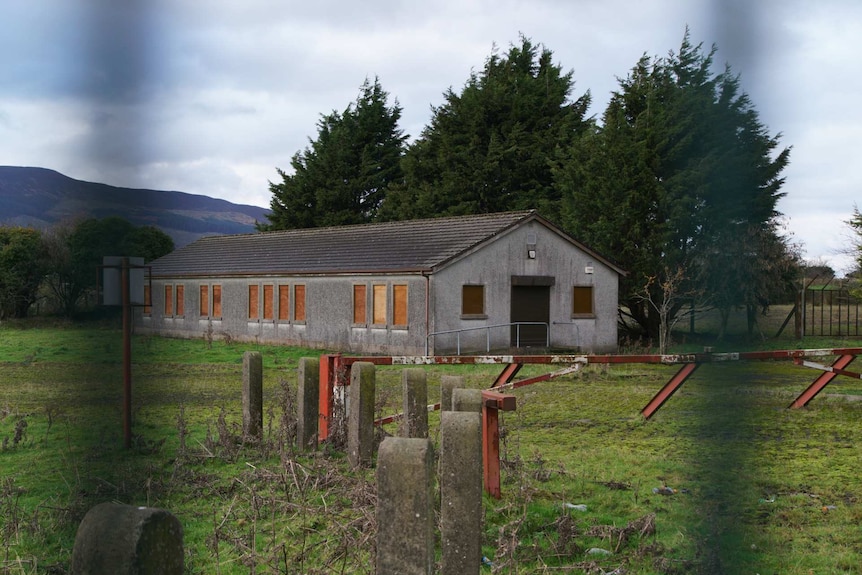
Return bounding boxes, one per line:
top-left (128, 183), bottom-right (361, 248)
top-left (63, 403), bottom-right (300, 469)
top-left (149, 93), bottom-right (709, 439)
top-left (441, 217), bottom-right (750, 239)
top-left (143, 285), bottom-right (151, 315)
top-left (393, 285), bottom-right (408, 326)
top-left (353, 284), bottom-right (367, 324)
top-left (200, 285), bottom-right (209, 316)
top-left (294, 285), bottom-right (306, 322)
top-left (212, 284), bottom-right (222, 317)
top-left (248, 284), bottom-right (259, 319)
top-left (462, 285), bottom-right (484, 315)
top-left (372, 285), bottom-right (387, 325)
top-left (164, 284), bottom-right (173, 316)
top-left (176, 285), bottom-right (184, 316)
top-left (572, 286), bottom-right (594, 315)
top-left (263, 285), bottom-right (274, 320)
top-left (278, 285), bottom-right (289, 320)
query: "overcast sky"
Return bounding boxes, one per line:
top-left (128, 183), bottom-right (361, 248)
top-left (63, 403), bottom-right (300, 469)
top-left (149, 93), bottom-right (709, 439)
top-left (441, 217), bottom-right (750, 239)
top-left (1, 0), bottom-right (859, 274)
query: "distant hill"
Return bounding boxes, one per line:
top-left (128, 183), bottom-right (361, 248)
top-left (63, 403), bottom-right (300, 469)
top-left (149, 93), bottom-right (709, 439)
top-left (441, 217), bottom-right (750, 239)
top-left (0, 166), bottom-right (270, 247)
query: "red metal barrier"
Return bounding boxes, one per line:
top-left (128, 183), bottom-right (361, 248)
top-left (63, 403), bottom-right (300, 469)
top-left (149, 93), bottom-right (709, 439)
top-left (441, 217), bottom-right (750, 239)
top-left (312, 348), bottom-right (862, 500)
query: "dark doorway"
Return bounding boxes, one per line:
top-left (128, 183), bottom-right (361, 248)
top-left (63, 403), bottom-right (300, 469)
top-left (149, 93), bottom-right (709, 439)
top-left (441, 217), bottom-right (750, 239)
top-left (510, 285), bottom-right (550, 347)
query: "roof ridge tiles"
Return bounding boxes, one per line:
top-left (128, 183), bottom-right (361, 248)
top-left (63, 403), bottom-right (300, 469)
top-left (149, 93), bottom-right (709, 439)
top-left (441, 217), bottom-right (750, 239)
top-left (149, 210), bottom-right (542, 277)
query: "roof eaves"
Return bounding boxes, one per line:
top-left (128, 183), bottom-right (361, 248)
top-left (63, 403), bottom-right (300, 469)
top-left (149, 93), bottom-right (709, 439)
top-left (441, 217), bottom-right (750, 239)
top-left (149, 267), bottom-right (433, 280)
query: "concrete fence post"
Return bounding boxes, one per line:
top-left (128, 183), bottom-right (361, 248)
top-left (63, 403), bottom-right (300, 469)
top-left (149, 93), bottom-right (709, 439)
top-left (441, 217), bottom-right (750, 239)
top-left (297, 357), bottom-right (319, 450)
top-left (348, 361), bottom-right (376, 468)
top-left (376, 437), bottom-right (435, 575)
top-left (440, 411), bottom-right (483, 575)
top-left (242, 351), bottom-right (263, 440)
top-left (440, 375), bottom-right (464, 411)
top-left (402, 368), bottom-right (428, 438)
top-left (70, 502), bottom-right (183, 575)
top-left (452, 388), bottom-right (483, 413)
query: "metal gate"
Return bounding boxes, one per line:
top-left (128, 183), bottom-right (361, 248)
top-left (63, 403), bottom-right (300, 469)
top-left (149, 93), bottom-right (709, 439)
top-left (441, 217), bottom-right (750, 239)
top-left (801, 285), bottom-right (861, 337)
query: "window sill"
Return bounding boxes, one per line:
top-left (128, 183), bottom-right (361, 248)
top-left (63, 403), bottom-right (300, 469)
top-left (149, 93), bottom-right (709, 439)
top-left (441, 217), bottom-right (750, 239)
top-left (460, 314), bottom-right (488, 320)
top-left (570, 314), bottom-right (596, 319)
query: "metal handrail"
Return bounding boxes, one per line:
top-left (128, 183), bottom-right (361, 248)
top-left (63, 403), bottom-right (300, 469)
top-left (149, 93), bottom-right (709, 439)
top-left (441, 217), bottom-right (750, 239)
top-left (425, 322), bottom-right (549, 355)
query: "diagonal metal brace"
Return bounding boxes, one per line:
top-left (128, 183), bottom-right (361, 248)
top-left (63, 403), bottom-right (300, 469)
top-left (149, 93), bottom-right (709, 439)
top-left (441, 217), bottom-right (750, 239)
top-left (641, 362), bottom-right (700, 419)
top-left (790, 354), bottom-right (857, 408)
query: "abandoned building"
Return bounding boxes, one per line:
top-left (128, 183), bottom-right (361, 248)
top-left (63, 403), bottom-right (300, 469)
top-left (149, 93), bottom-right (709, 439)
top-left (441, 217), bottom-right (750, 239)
top-left (138, 210), bottom-right (624, 355)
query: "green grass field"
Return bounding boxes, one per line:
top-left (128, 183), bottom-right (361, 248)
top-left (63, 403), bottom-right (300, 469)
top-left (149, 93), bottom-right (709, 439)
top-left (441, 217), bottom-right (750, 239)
top-left (1, 313), bottom-right (861, 574)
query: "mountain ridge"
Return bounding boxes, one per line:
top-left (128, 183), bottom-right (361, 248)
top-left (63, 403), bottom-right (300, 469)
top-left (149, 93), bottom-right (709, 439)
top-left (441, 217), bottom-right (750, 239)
top-left (0, 166), bottom-right (270, 247)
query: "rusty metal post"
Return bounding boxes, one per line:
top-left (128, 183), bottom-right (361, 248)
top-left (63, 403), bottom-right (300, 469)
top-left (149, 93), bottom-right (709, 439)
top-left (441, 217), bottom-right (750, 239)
top-left (318, 354), bottom-right (340, 441)
top-left (122, 257), bottom-right (132, 449)
top-left (481, 390), bottom-right (516, 499)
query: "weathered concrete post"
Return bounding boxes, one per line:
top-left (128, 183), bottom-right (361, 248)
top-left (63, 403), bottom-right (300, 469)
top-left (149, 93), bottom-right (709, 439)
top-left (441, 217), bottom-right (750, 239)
top-left (377, 437), bottom-right (435, 575)
top-left (348, 361), bottom-right (376, 468)
top-left (440, 375), bottom-right (465, 411)
top-left (242, 351), bottom-right (263, 440)
top-left (452, 388), bottom-right (483, 413)
top-left (70, 502), bottom-right (183, 575)
top-left (297, 357), bottom-right (319, 450)
top-left (402, 368), bottom-right (428, 438)
top-left (440, 411), bottom-right (483, 575)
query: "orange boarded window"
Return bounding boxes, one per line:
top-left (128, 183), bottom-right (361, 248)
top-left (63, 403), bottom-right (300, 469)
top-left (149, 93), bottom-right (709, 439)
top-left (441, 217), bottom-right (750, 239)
top-left (572, 286), bottom-right (594, 315)
top-left (248, 284), bottom-right (259, 319)
top-left (212, 284), bottom-right (222, 317)
top-left (176, 284), bottom-right (184, 316)
top-left (278, 285), bottom-right (289, 320)
top-left (353, 284), bottom-right (367, 324)
top-left (199, 285), bottom-right (209, 316)
top-left (143, 285), bottom-right (151, 315)
top-left (462, 285), bottom-right (484, 315)
top-left (294, 285), bottom-right (306, 322)
top-left (164, 284), bottom-right (173, 316)
top-left (393, 284), bottom-right (408, 325)
top-left (263, 285), bottom-right (274, 320)
top-left (372, 285), bottom-right (387, 325)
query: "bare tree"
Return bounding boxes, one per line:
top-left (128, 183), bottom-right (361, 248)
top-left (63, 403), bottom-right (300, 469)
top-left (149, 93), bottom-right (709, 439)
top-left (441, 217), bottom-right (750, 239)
top-left (636, 266), bottom-right (703, 354)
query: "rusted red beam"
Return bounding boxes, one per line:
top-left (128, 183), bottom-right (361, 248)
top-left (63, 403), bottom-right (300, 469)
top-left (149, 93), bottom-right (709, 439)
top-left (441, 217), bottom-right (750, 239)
top-left (790, 354), bottom-right (857, 409)
top-left (492, 363), bottom-right (523, 388)
top-left (335, 348), bottom-right (862, 369)
top-left (482, 390), bottom-right (517, 411)
top-left (641, 362), bottom-right (700, 419)
top-left (481, 390), bottom-right (516, 499)
top-left (795, 359), bottom-right (862, 380)
top-left (374, 402), bottom-right (442, 427)
top-left (340, 355), bottom-right (589, 366)
top-left (503, 365), bottom-right (583, 390)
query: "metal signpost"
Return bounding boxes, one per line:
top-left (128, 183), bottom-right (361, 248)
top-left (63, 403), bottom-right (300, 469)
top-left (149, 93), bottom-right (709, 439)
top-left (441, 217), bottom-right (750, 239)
top-left (101, 256), bottom-right (149, 449)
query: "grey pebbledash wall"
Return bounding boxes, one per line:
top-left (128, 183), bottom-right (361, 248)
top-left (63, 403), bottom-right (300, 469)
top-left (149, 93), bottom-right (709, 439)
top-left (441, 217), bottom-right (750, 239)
top-left (138, 213), bottom-right (622, 355)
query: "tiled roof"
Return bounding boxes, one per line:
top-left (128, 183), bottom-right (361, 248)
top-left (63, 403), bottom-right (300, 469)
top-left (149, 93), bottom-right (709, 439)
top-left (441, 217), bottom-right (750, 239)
top-left (149, 211), bottom-right (542, 277)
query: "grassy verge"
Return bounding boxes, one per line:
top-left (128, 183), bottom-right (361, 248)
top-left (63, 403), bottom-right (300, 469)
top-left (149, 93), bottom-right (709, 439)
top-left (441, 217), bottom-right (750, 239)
top-left (1, 317), bottom-right (861, 574)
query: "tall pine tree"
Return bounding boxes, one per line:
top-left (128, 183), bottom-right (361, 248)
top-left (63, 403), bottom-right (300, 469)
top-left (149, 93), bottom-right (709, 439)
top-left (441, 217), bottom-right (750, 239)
top-left (380, 36), bottom-right (590, 222)
top-left (261, 78), bottom-right (406, 230)
top-left (557, 31), bottom-right (794, 338)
